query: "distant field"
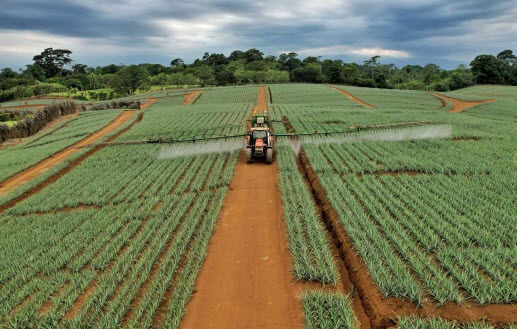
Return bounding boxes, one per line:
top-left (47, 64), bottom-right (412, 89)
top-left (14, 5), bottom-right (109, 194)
top-left (0, 84), bottom-right (515, 328)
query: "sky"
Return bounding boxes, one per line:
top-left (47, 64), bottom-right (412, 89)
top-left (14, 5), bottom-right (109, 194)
top-left (0, 0), bottom-right (516, 70)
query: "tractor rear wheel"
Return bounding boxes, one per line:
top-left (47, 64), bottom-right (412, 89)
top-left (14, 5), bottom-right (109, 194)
top-left (246, 148), bottom-right (253, 164)
top-left (265, 148), bottom-right (273, 164)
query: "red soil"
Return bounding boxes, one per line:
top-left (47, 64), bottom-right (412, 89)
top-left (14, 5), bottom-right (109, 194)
top-left (429, 93), bottom-right (495, 112)
top-left (328, 86), bottom-right (376, 108)
top-left (255, 86), bottom-right (268, 113)
top-left (63, 280), bottom-right (97, 319)
top-left (182, 91), bottom-right (204, 105)
top-left (0, 111), bottom-right (136, 197)
top-left (179, 86), bottom-right (302, 329)
top-left (140, 98), bottom-right (158, 109)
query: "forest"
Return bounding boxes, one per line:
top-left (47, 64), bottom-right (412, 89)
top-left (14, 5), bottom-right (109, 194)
top-left (0, 47), bottom-right (515, 102)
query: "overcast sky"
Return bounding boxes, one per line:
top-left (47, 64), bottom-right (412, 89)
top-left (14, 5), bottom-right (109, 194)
top-left (1, 0), bottom-right (516, 70)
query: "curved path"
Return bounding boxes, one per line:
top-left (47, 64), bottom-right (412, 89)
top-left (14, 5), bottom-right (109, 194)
top-left (0, 111), bottom-right (136, 197)
top-left (328, 86), bottom-right (376, 108)
top-left (140, 98), bottom-right (158, 109)
top-left (180, 86), bottom-right (302, 329)
top-left (429, 92), bottom-right (495, 112)
top-left (182, 91), bottom-right (204, 105)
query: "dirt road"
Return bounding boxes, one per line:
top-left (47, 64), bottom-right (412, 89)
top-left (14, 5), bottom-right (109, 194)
top-left (328, 86), bottom-right (376, 108)
top-left (180, 86), bottom-right (302, 329)
top-left (182, 91), bottom-right (204, 105)
top-left (140, 98), bottom-right (158, 109)
top-left (429, 92), bottom-right (494, 112)
top-left (0, 111), bottom-right (136, 196)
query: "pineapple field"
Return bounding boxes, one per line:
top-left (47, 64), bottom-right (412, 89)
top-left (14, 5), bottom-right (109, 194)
top-left (0, 84), bottom-right (515, 329)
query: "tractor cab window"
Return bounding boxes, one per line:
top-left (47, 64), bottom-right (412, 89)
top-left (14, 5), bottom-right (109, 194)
top-left (252, 130), bottom-right (268, 142)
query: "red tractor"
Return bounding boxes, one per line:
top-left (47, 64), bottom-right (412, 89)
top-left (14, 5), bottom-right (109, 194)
top-left (245, 113), bottom-right (273, 164)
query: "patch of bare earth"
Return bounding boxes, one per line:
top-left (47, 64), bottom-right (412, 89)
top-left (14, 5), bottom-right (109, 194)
top-left (140, 98), bottom-right (158, 109)
top-left (429, 92), bottom-right (495, 112)
top-left (182, 91), bottom-right (204, 105)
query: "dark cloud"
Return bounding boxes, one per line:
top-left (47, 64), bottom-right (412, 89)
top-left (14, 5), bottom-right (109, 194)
top-left (0, 0), bottom-right (149, 37)
top-left (0, 0), bottom-right (516, 69)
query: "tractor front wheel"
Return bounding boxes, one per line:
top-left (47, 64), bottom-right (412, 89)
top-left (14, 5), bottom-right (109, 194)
top-left (265, 148), bottom-right (273, 164)
top-left (246, 148), bottom-right (253, 164)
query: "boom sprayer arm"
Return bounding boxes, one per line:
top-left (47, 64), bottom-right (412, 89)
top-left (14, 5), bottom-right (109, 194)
top-left (76, 121), bottom-right (448, 149)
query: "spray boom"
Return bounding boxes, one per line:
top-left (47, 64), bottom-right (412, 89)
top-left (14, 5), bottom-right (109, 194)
top-left (76, 121), bottom-right (449, 149)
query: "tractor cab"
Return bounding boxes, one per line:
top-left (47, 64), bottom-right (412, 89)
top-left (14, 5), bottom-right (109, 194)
top-left (251, 129), bottom-right (269, 144)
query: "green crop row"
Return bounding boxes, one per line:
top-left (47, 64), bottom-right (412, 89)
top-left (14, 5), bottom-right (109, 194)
top-left (195, 86), bottom-right (258, 104)
top-left (276, 145), bottom-right (338, 284)
top-left (302, 290), bottom-right (358, 329)
top-left (119, 103), bottom-right (250, 141)
top-left (398, 315), bottom-right (517, 329)
top-left (269, 84), bottom-right (361, 106)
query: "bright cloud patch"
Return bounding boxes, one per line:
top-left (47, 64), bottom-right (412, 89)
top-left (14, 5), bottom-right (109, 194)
top-left (288, 45), bottom-right (411, 59)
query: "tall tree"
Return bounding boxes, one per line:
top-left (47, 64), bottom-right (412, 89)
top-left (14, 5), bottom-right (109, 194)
top-left (33, 48), bottom-right (73, 78)
top-left (243, 48), bottom-right (264, 63)
top-left (496, 50), bottom-right (516, 84)
top-left (228, 50), bottom-right (244, 61)
top-left (170, 58), bottom-right (185, 67)
top-left (112, 65), bottom-right (149, 95)
top-left (470, 55), bottom-right (506, 84)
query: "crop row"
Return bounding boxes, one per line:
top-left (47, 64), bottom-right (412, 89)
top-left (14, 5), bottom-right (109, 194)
top-left (195, 86), bottom-right (258, 104)
top-left (461, 99), bottom-right (517, 121)
top-left (269, 84), bottom-right (361, 106)
top-left (120, 103), bottom-right (250, 141)
top-left (302, 290), bottom-right (358, 329)
top-left (303, 143), bottom-right (516, 304)
top-left (398, 316), bottom-right (517, 329)
top-left (276, 145), bottom-right (338, 284)
top-left (331, 85), bottom-right (443, 110)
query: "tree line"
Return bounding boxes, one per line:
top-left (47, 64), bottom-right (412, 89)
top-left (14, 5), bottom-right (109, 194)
top-left (0, 47), bottom-right (515, 102)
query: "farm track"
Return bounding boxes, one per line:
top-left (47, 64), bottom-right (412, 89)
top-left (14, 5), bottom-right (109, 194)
top-left (140, 98), bottom-right (159, 109)
top-left (328, 86), bottom-right (376, 108)
top-left (0, 111), bottom-right (143, 212)
top-left (180, 86), bottom-right (302, 329)
top-left (298, 151), bottom-right (517, 328)
top-left (429, 92), bottom-right (495, 112)
top-left (182, 91), bottom-right (204, 105)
